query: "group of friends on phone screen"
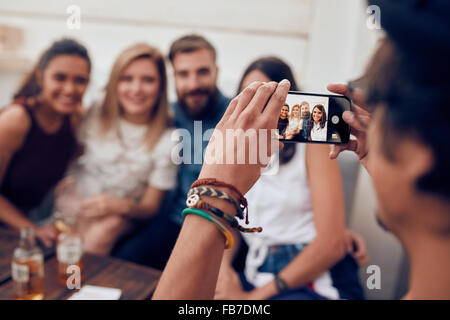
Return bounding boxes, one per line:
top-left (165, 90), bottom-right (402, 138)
top-left (277, 101), bottom-right (328, 142)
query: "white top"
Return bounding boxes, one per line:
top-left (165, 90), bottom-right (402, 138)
top-left (310, 122), bottom-right (327, 141)
top-left (70, 106), bottom-right (177, 200)
top-left (286, 117), bottom-right (301, 133)
top-left (242, 143), bottom-right (339, 299)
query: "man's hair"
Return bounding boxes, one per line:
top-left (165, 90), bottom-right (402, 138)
top-left (300, 101), bottom-right (310, 108)
top-left (366, 39), bottom-right (450, 199)
top-left (168, 34), bottom-right (216, 63)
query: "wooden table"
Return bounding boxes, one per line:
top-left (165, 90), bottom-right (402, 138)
top-left (0, 227), bottom-right (161, 300)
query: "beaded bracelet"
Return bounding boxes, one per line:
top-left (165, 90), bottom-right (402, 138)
top-left (182, 208), bottom-right (234, 249)
top-left (186, 194), bottom-right (262, 234)
top-left (188, 186), bottom-right (244, 220)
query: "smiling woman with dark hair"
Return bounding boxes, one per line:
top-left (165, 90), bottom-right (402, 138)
top-left (0, 38), bottom-right (90, 247)
top-left (309, 104), bottom-right (327, 141)
top-left (276, 104), bottom-right (290, 138)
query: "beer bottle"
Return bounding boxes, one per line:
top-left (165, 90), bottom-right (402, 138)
top-left (12, 227), bottom-right (44, 300)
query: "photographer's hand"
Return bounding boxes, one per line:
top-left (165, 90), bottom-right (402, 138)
top-left (153, 80), bottom-right (290, 300)
top-left (327, 84), bottom-right (371, 169)
top-left (199, 80), bottom-right (289, 195)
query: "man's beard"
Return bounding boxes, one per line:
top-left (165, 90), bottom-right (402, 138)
top-left (178, 87), bottom-right (218, 120)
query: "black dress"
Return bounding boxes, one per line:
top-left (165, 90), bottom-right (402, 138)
top-left (0, 103), bottom-right (78, 213)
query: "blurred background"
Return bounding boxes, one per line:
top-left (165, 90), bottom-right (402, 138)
top-left (0, 0), bottom-right (407, 299)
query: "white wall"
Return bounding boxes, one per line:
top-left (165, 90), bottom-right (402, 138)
top-left (304, 0), bottom-right (381, 91)
top-left (0, 0), bottom-right (312, 106)
top-left (0, 0), bottom-right (379, 105)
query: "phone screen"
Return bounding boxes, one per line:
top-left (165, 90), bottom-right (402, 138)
top-left (277, 91), bottom-right (351, 144)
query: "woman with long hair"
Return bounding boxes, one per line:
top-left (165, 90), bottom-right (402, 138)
top-left (284, 104), bottom-right (301, 140)
top-left (309, 104), bottom-right (327, 141)
top-left (0, 38), bottom-right (90, 247)
top-left (68, 43), bottom-right (177, 255)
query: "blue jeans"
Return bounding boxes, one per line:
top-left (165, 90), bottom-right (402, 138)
top-left (111, 192), bottom-right (181, 270)
top-left (258, 243), bottom-right (308, 275)
top-left (111, 213), bottom-right (180, 270)
top-left (240, 243), bottom-right (365, 300)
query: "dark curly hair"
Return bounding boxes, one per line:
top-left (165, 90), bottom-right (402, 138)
top-left (365, 39), bottom-right (450, 199)
top-left (309, 104), bottom-right (327, 129)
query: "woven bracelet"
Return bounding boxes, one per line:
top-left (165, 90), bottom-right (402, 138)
top-left (186, 194), bottom-right (262, 233)
top-left (188, 186), bottom-right (245, 220)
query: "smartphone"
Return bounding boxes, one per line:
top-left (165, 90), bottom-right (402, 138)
top-left (277, 91), bottom-right (351, 144)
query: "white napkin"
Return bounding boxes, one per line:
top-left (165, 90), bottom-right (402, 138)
top-left (68, 285), bottom-right (122, 300)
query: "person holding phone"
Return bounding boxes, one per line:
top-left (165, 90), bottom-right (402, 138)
top-left (214, 56), bottom-right (365, 300)
top-left (0, 39), bottom-right (90, 247)
top-left (153, 0), bottom-right (450, 300)
top-left (309, 104), bottom-right (327, 142)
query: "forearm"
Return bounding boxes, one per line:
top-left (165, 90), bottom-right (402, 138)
top-left (221, 229), bottom-right (240, 267)
top-left (153, 214), bottom-right (225, 299)
top-left (119, 198), bottom-right (159, 219)
top-left (254, 236), bottom-right (346, 299)
top-left (0, 196), bottom-right (35, 230)
top-left (119, 187), bottom-right (166, 219)
top-left (153, 187), bottom-right (237, 299)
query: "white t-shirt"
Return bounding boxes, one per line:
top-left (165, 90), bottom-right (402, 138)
top-left (242, 143), bottom-right (339, 299)
top-left (310, 122), bottom-right (327, 141)
top-left (71, 106), bottom-right (177, 200)
top-left (286, 117), bottom-right (301, 133)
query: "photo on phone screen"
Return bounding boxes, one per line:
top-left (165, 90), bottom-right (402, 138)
top-left (277, 91), bottom-right (351, 144)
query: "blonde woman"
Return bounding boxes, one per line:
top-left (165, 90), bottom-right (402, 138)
top-left (68, 43), bottom-right (177, 255)
top-left (284, 104), bottom-right (301, 140)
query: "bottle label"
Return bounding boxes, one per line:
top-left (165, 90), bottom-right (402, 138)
top-left (57, 239), bottom-right (83, 265)
top-left (12, 262), bottom-right (29, 283)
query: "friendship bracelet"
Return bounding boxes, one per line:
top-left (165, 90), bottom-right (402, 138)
top-left (182, 208), bottom-right (234, 249)
top-left (191, 178), bottom-right (249, 223)
top-left (191, 179), bottom-right (247, 206)
top-left (188, 186), bottom-right (244, 220)
top-left (186, 194), bottom-right (262, 234)
top-left (186, 194), bottom-right (235, 223)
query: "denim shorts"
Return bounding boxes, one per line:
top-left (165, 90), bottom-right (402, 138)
top-left (257, 243), bottom-right (307, 274)
top-left (250, 242), bottom-right (365, 300)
